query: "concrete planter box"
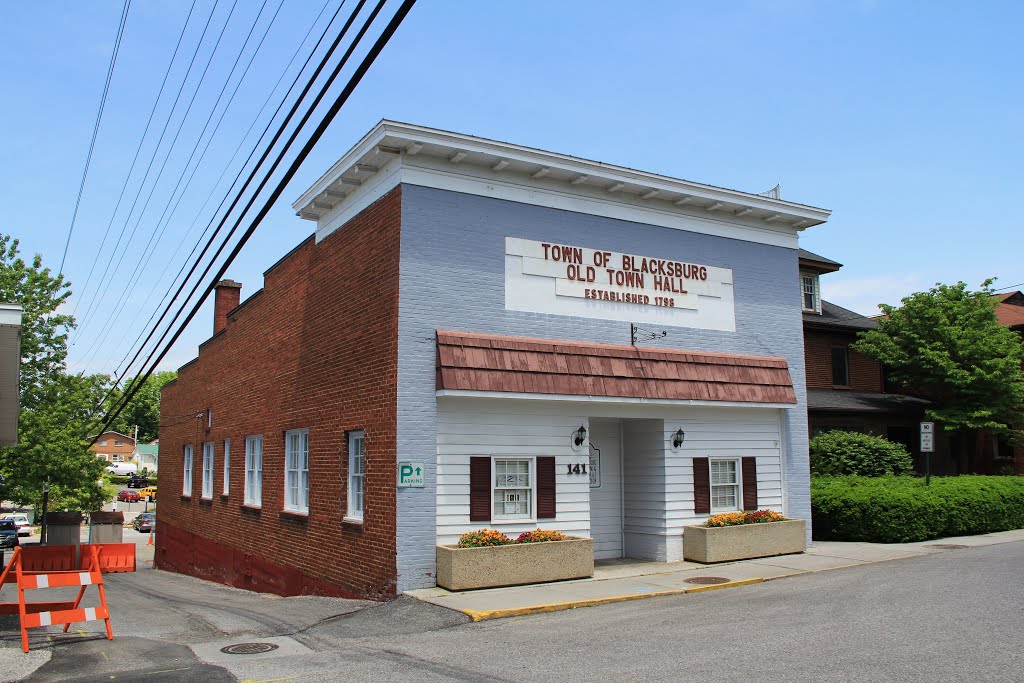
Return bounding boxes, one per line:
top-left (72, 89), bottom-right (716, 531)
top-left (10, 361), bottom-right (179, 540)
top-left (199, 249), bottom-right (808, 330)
top-left (436, 537), bottom-right (594, 590)
top-left (683, 519), bottom-right (806, 563)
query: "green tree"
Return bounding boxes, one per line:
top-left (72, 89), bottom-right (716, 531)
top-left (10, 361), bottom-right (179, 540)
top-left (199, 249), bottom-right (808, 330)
top-left (107, 371), bottom-right (177, 443)
top-left (0, 235), bottom-right (108, 510)
top-left (853, 280), bottom-right (1024, 470)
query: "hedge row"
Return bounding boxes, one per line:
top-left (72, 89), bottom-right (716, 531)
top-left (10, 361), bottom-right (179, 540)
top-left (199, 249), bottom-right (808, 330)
top-left (811, 476), bottom-right (1024, 543)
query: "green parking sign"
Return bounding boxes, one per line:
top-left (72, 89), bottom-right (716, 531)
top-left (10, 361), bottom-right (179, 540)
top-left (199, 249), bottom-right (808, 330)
top-left (398, 460), bottom-right (425, 487)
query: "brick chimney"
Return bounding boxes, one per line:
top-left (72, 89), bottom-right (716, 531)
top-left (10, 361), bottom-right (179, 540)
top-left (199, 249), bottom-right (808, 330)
top-left (213, 279), bottom-right (242, 334)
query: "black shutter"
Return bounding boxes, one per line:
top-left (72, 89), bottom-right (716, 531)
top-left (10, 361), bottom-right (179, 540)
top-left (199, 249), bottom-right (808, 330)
top-left (742, 457), bottom-right (758, 511)
top-left (537, 456), bottom-right (556, 519)
top-left (693, 457), bottom-right (710, 514)
top-left (469, 457), bottom-right (490, 522)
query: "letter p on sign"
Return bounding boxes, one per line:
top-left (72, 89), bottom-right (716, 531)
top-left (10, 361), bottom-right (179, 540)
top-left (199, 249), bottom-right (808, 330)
top-left (397, 460), bottom-right (425, 487)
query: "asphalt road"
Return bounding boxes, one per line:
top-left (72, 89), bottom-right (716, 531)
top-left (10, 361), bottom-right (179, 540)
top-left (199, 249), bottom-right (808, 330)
top-left (5, 539), bottom-right (1024, 682)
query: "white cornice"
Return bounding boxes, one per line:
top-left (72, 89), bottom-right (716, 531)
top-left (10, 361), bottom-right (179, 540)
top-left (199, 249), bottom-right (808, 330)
top-left (296, 120), bottom-right (831, 245)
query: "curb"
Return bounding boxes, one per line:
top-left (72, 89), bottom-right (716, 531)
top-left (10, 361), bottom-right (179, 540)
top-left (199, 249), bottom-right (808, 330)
top-left (459, 577), bottom-right (763, 622)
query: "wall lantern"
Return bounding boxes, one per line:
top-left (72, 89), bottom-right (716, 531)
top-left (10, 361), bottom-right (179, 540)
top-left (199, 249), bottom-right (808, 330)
top-left (671, 429), bottom-right (686, 449)
top-left (573, 425), bottom-right (588, 448)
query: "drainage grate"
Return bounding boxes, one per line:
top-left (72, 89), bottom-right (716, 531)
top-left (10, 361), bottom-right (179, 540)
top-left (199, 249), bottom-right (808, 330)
top-left (219, 642), bottom-right (280, 655)
top-left (924, 544), bottom-right (968, 550)
top-left (684, 576), bottom-right (731, 585)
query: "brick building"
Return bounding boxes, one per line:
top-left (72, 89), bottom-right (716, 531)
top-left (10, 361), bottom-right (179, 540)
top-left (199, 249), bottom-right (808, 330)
top-left (89, 431), bottom-right (137, 464)
top-left (798, 250), bottom-right (940, 470)
top-left (158, 121), bottom-right (832, 598)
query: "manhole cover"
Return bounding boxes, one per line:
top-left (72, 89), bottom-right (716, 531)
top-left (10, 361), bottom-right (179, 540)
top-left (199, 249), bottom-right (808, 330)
top-left (219, 642), bottom-right (280, 655)
top-left (684, 576), bottom-right (731, 585)
top-left (924, 544), bottom-right (968, 550)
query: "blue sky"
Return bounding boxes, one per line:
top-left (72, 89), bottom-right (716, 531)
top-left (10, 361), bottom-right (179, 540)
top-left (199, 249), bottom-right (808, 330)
top-left (2, 0), bottom-right (1021, 377)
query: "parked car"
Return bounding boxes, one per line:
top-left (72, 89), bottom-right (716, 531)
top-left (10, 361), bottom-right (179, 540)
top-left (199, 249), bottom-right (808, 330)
top-left (105, 462), bottom-right (138, 476)
top-left (139, 486), bottom-right (157, 502)
top-left (132, 512), bottom-right (155, 533)
top-left (1, 514), bottom-right (31, 537)
top-left (0, 519), bottom-right (19, 548)
top-left (116, 490), bottom-right (141, 503)
top-left (126, 474), bottom-right (150, 488)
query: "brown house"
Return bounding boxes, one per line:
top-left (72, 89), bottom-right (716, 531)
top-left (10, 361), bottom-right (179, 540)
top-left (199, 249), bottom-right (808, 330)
top-left (89, 431), bottom-right (136, 463)
top-left (798, 250), bottom-right (942, 472)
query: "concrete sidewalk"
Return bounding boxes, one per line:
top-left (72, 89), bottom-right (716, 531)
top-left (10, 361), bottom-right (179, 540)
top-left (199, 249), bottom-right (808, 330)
top-left (407, 529), bottom-right (1024, 621)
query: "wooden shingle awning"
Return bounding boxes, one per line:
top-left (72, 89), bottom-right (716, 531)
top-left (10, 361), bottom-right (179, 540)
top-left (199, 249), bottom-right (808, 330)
top-left (436, 331), bottom-right (796, 404)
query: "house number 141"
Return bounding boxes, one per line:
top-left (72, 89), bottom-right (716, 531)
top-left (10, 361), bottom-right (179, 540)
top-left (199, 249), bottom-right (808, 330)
top-left (567, 463), bottom-right (588, 475)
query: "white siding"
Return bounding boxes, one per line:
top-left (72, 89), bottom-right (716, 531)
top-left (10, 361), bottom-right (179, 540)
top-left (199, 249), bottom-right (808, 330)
top-left (588, 419), bottom-right (623, 559)
top-left (436, 397), bottom-right (786, 559)
top-left (436, 400), bottom-right (591, 545)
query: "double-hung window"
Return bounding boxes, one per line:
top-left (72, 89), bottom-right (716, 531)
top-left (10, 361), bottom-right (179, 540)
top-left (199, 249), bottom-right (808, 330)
top-left (183, 444), bottom-right (194, 496)
top-left (201, 442), bottom-right (214, 499)
top-left (710, 459), bottom-right (740, 512)
top-left (223, 439), bottom-right (231, 495)
top-left (347, 431), bottom-right (365, 521)
top-left (493, 458), bottom-right (532, 520)
top-left (244, 435), bottom-right (263, 507)
top-left (284, 429), bottom-right (309, 514)
top-left (801, 273), bottom-right (820, 313)
top-left (831, 346), bottom-right (850, 387)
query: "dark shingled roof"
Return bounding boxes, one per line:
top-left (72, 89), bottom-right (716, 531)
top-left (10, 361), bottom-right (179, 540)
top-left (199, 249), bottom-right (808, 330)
top-left (798, 249), bottom-right (842, 267)
top-left (804, 300), bottom-right (878, 331)
top-left (436, 331), bottom-right (797, 404)
top-left (807, 389), bottom-right (930, 414)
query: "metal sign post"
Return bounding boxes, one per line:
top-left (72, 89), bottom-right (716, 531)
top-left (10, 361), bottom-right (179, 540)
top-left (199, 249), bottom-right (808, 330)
top-left (920, 422), bottom-right (934, 485)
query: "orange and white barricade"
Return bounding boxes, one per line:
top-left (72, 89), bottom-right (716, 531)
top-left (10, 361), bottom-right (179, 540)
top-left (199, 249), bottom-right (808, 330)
top-left (0, 544), bottom-right (131, 652)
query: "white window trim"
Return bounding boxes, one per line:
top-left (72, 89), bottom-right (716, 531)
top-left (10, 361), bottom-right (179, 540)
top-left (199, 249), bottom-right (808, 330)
top-left (183, 444), bottom-right (193, 497)
top-left (244, 435), bottom-right (263, 507)
top-left (801, 272), bottom-right (821, 313)
top-left (492, 456), bottom-right (536, 522)
top-left (345, 431), bottom-right (365, 522)
top-left (709, 457), bottom-right (741, 513)
top-left (223, 439), bottom-right (231, 495)
top-left (201, 442), bottom-right (214, 499)
top-left (284, 429), bottom-right (310, 514)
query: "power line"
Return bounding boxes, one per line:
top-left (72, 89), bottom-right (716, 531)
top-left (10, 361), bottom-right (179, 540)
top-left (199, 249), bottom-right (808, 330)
top-left (90, 0), bottom-right (418, 442)
top-left (73, 0), bottom-right (274, 373)
top-left (68, 0), bottom-right (200, 327)
top-left (100, 0), bottom-right (367, 397)
top-left (108, 0), bottom-right (338, 378)
top-left (71, 0), bottom-right (223, 342)
top-left (59, 0), bottom-right (132, 276)
top-left (75, 0), bottom-right (241, 348)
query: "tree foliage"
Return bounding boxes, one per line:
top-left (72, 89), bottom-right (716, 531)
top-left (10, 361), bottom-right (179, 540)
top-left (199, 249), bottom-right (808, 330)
top-left (853, 280), bottom-right (1024, 443)
top-left (809, 430), bottom-right (914, 477)
top-left (0, 235), bottom-right (74, 409)
top-left (0, 235), bottom-right (107, 509)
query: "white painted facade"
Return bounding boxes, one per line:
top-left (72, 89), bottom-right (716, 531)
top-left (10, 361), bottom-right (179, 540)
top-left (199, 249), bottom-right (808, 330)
top-left (435, 396), bottom-right (785, 562)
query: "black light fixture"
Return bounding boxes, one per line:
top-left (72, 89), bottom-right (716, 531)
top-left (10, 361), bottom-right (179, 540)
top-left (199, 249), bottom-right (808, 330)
top-left (574, 425), bottom-right (588, 447)
top-left (672, 429), bottom-right (686, 449)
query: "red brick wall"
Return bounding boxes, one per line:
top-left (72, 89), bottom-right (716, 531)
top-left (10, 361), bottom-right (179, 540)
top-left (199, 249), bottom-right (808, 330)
top-left (157, 187), bottom-right (402, 599)
top-left (804, 329), bottom-right (883, 392)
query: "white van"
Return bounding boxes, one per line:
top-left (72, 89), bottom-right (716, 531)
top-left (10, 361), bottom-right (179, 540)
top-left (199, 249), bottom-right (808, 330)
top-left (106, 462), bottom-right (138, 476)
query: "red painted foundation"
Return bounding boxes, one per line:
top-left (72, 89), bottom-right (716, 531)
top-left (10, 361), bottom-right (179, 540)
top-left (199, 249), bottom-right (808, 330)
top-left (154, 521), bottom-right (370, 600)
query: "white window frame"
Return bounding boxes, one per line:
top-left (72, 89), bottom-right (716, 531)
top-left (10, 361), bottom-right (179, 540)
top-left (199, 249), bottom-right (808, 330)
top-left (709, 458), bottom-right (741, 513)
top-left (801, 272), bottom-right (820, 313)
top-left (111, 454), bottom-right (123, 463)
top-left (201, 442), bottom-right (214, 499)
top-left (346, 431), bottom-right (365, 522)
top-left (99, 440), bottom-right (108, 446)
top-left (183, 444), bottom-right (193, 497)
top-left (492, 457), bottom-right (535, 521)
top-left (244, 435), bottom-right (263, 507)
top-left (284, 429), bottom-right (310, 514)
top-left (114, 440), bottom-right (124, 446)
top-left (223, 439), bottom-right (231, 495)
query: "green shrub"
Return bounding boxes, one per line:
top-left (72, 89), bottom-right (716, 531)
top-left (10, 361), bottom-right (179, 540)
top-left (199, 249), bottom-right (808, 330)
top-left (811, 475), bottom-right (1024, 543)
top-left (809, 431), bottom-right (914, 477)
